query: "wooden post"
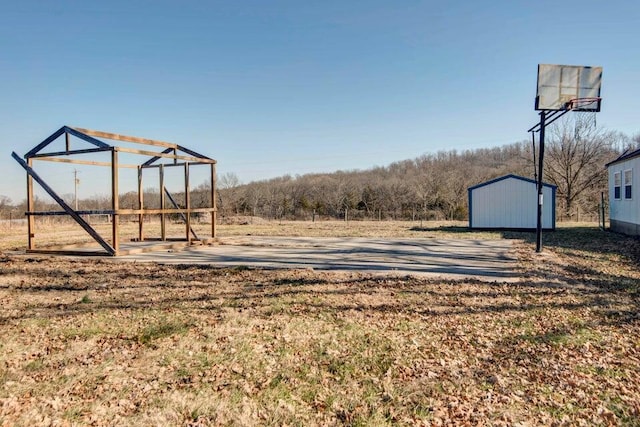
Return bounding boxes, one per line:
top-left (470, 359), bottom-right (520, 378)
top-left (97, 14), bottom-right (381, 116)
top-left (27, 158), bottom-right (35, 250)
top-left (211, 163), bottom-right (216, 238)
top-left (160, 164), bottom-right (166, 241)
top-left (65, 132), bottom-right (70, 152)
top-left (184, 162), bottom-right (191, 243)
top-left (138, 166), bottom-right (144, 241)
top-left (601, 192), bottom-right (606, 230)
top-left (111, 149), bottom-right (120, 254)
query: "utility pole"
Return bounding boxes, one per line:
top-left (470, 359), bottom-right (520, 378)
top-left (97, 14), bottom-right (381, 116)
top-left (74, 169), bottom-right (80, 210)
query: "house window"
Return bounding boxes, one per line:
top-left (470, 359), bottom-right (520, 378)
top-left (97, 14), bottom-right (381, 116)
top-left (614, 172), bottom-right (621, 199)
top-left (625, 169), bottom-right (633, 199)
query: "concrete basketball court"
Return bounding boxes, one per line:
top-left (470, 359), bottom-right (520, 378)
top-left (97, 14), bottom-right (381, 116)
top-left (120, 236), bottom-right (518, 281)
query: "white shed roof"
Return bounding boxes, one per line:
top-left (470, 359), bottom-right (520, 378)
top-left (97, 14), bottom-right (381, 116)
top-left (468, 174), bottom-right (556, 191)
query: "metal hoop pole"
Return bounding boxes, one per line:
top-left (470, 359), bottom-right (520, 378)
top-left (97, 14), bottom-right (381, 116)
top-left (536, 111), bottom-right (546, 253)
top-left (531, 132), bottom-right (537, 182)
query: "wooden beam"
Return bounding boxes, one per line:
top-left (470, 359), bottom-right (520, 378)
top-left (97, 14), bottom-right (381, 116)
top-left (119, 208), bottom-right (216, 215)
top-left (159, 164), bottom-right (166, 241)
top-left (131, 237), bottom-right (207, 243)
top-left (32, 156), bottom-right (140, 168)
top-left (34, 157), bottom-right (112, 167)
top-left (141, 161), bottom-right (216, 169)
top-left (27, 210), bottom-right (116, 216)
top-left (27, 241), bottom-right (107, 250)
top-left (111, 150), bottom-right (120, 254)
top-left (73, 127), bottom-right (179, 149)
top-left (26, 207), bottom-right (216, 216)
top-left (11, 152), bottom-right (116, 255)
top-left (185, 162), bottom-right (191, 243)
top-left (65, 131), bottom-right (70, 151)
top-left (27, 158), bottom-right (35, 250)
top-left (116, 146), bottom-right (213, 163)
top-left (211, 163), bottom-right (217, 238)
top-left (27, 241), bottom-right (197, 256)
top-left (138, 166), bottom-right (144, 242)
top-left (27, 249), bottom-right (111, 256)
top-left (116, 241), bottom-right (194, 255)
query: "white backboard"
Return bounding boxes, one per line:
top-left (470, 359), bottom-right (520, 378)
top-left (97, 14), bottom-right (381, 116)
top-left (535, 64), bottom-right (602, 111)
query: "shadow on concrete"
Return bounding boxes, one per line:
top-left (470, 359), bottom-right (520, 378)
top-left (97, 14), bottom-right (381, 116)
top-left (120, 237), bottom-right (518, 281)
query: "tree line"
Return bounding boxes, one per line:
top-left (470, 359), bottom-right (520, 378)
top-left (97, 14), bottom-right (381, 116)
top-left (216, 119), bottom-right (635, 222)
top-left (2, 118), bottom-right (638, 223)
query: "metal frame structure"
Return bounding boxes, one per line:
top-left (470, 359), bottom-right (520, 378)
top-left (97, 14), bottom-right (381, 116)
top-left (12, 126), bottom-right (217, 256)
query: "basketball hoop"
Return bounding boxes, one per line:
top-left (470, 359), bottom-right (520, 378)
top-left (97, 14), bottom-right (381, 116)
top-left (564, 97), bottom-right (601, 112)
top-left (530, 64), bottom-right (603, 253)
top-left (567, 97), bottom-right (601, 136)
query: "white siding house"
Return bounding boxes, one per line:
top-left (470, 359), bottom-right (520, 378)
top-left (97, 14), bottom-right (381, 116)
top-left (468, 174), bottom-right (556, 230)
top-left (607, 149), bottom-right (640, 235)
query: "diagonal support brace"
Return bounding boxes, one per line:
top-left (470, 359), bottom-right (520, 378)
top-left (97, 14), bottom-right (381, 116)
top-left (12, 152), bottom-right (116, 255)
top-left (164, 188), bottom-right (199, 241)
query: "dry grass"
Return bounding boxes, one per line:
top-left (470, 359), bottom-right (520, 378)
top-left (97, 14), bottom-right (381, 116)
top-left (1, 220), bottom-right (639, 425)
top-left (216, 219), bottom-right (500, 240)
top-left (0, 219), bottom-right (500, 253)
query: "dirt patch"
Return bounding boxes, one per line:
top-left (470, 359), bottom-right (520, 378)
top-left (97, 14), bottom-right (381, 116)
top-left (219, 216), bottom-right (269, 225)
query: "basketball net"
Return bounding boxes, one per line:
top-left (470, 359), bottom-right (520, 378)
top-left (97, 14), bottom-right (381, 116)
top-left (567, 98), bottom-right (600, 140)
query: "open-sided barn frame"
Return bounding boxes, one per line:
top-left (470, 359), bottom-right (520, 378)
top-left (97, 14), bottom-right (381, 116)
top-left (11, 126), bottom-right (217, 256)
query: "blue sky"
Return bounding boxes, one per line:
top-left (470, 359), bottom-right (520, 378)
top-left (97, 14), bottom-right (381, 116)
top-left (1, 0), bottom-right (639, 203)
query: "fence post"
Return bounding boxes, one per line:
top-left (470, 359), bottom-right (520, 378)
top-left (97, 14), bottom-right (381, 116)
top-left (601, 192), bottom-right (606, 230)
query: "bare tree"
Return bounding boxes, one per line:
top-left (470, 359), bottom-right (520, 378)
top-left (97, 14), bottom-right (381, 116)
top-left (217, 172), bottom-right (241, 217)
top-left (544, 116), bottom-right (620, 219)
top-left (0, 195), bottom-right (12, 210)
top-left (0, 195), bottom-right (13, 221)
